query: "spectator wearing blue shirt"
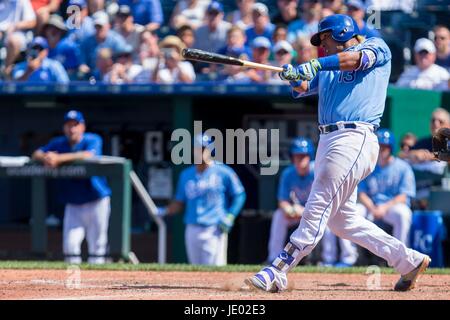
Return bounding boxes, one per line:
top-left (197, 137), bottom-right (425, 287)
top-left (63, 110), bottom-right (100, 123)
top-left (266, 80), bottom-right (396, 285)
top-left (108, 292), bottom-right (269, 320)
top-left (32, 110), bottom-right (112, 264)
top-left (286, 0), bottom-right (320, 43)
top-left (79, 11), bottom-right (128, 76)
top-left (357, 129), bottom-right (416, 245)
top-left (159, 134), bottom-right (246, 266)
top-left (43, 14), bottom-right (81, 79)
top-left (245, 3), bottom-right (275, 45)
top-left (12, 36), bottom-right (69, 83)
top-left (66, 0), bottom-right (95, 44)
top-left (118, 0), bottom-right (163, 32)
top-left (346, 0), bottom-right (381, 39)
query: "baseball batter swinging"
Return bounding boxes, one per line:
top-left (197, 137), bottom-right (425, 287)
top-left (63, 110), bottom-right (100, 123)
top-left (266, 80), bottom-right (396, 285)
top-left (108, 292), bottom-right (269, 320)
top-left (246, 14), bottom-right (430, 293)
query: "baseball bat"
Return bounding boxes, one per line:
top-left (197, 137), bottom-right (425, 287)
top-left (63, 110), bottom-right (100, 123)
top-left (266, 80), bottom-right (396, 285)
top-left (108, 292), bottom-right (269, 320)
top-left (182, 48), bottom-right (284, 73)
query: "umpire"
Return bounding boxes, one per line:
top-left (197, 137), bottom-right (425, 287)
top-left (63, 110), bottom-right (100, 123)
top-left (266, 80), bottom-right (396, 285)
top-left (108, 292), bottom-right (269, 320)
top-left (32, 110), bottom-right (111, 264)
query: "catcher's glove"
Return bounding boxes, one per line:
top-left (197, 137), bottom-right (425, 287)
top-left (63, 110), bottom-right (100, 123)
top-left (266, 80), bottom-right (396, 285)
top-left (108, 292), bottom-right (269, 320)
top-left (432, 127), bottom-right (450, 162)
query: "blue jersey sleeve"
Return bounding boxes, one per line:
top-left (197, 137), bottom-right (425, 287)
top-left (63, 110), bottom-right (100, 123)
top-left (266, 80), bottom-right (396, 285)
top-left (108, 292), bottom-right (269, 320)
top-left (174, 170), bottom-right (187, 202)
top-left (277, 168), bottom-right (291, 201)
top-left (224, 166), bottom-right (245, 197)
top-left (39, 137), bottom-right (64, 152)
top-left (85, 135), bottom-right (103, 155)
top-left (358, 37), bottom-right (392, 68)
top-left (399, 162), bottom-right (416, 199)
top-left (358, 178), bottom-right (368, 195)
top-left (292, 75), bottom-right (319, 99)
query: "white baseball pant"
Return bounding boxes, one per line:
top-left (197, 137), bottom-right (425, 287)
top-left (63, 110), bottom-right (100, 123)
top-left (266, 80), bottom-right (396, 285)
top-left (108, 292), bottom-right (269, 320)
top-left (63, 196), bottom-right (111, 264)
top-left (273, 124), bottom-right (426, 276)
top-left (185, 224), bottom-right (227, 266)
top-left (356, 202), bottom-right (412, 246)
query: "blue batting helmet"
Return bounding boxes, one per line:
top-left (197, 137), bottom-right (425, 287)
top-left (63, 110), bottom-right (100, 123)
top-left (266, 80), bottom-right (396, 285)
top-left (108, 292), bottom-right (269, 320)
top-left (289, 137), bottom-right (315, 158)
top-left (376, 128), bottom-right (395, 150)
top-left (310, 14), bottom-right (360, 47)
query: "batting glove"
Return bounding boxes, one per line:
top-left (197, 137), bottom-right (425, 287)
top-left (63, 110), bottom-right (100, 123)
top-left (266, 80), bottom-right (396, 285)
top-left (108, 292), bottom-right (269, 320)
top-left (279, 64), bottom-right (300, 81)
top-left (296, 59), bottom-right (322, 81)
top-left (219, 213), bottom-right (235, 234)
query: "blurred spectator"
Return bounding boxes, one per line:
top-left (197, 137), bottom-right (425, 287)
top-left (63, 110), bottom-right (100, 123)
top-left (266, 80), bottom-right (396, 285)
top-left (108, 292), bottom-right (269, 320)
top-left (346, 0), bottom-right (381, 39)
top-left (321, 0), bottom-right (346, 16)
top-left (245, 3), bottom-right (275, 45)
top-left (66, 0), bottom-right (95, 44)
top-left (365, 0), bottom-right (416, 14)
top-left (12, 36), bottom-right (69, 82)
top-left (273, 24), bottom-right (288, 43)
top-left (177, 25), bottom-right (196, 49)
top-left (402, 108), bottom-right (450, 175)
top-left (170, 0), bottom-right (210, 30)
top-left (287, 0), bottom-right (320, 43)
top-left (118, 0), bottom-right (163, 32)
top-left (293, 36), bottom-right (317, 64)
top-left (396, 38), bottom-right (449, 91)
top-left (357, 129), bottom-right (415, 246)
top-left (104, 45), bottom-right (142, 84)
top-left (218, 26), bottom-right (251, 59)
top-left (226, 0), bottom-right (254, 30)
top-left (138, 29), bottom-right (159, 68)
top-left (153, 35), bottom-right (195, 84)
top-left (0, 0), bottom-right (37, 77)
top-left (194, 1), bottom-right (231, 53)
top-left (398, 132), bottom-right (417, 156)
top-left (43, 14), bottom-right (81, 78)
top-left (434, 25), bottom-right (450, 71)
top-left (79, 11), bottom-right (128, 76)
top-left (88, 0), bottom-right (104, 13)
top-left (90, 47), bottom-right (113, 82)
top-left (272, 0), bottom-right (299, 26)
top-left (269, 40), bottom-right (293, 84)
top-left (113, 5), bottom-right (145, 62)
top-left (246, 36), bottom-right (272, 83)
top-left (31, 0), bottom-right (60, 34)
top-left (218, 50), bottom-right (252, 83)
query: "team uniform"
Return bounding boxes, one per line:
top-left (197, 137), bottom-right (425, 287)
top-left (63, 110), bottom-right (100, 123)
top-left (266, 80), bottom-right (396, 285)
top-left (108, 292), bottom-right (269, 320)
top-left (38, 131), bottom-right (111, 264)
top-left (247, 15), bottom-right (428, 293)
top-left (175, 162), bottom-right (246, 266)
top-left (358, 157), bottom-right (416, 245)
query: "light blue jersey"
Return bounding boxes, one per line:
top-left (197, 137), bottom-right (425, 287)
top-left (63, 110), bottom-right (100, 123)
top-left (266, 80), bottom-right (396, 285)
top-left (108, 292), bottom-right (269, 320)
top-left (294, 37), bottom-right (392, 126)
top-left (277, 162), bottom-right (315, 206)
top-left (175, 162), bottom-right (245, 226)
top-left (358, 157), bottom-right (416, 206)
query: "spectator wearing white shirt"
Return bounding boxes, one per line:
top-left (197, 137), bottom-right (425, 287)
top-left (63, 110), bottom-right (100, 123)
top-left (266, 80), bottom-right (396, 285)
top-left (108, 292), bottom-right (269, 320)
top-left (226, 0), bottom-right (255, 31)
top-left (396, 38), bottom-right (449, 91)
top-left (104, 45), bottom-right (142, 84)
top-left (170, 0), bottom-right (211, 30)
top-left (0, 0), bottom-right (37, 78)
top-left (154, 35), bottom-right (195, 84)
top-left (194, 1), bottom-right (231, 53)
top-left (113, 5), bottom-right (145, 63)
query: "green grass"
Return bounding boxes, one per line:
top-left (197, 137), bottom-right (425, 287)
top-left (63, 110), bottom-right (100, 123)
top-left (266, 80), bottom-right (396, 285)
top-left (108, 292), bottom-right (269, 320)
top-left (1, 260), bottom-right (450, 274)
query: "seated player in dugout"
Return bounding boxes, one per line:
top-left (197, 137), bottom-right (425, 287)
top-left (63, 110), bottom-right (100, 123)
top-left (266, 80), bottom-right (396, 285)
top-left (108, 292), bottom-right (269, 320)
top-left (357, 129), bottom-right (416, 246)
top-left (157, 134), bottom-right (246, 266)
top-left (32, 110), bottom-right (111, 264)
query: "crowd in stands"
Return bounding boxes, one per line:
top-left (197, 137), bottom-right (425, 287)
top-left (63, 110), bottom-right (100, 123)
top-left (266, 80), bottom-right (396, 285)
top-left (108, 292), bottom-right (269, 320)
top-left (0, 0), bottom-right (449, 88)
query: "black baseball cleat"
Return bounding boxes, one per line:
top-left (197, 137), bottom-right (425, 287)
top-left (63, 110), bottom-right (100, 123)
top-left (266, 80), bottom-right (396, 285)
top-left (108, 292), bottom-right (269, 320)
top-left (394, 256), bottom-right (431, 292)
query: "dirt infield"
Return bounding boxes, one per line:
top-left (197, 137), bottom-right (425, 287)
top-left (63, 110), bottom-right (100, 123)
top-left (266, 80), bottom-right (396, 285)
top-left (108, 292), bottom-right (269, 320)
top-left (1, 269), bottom-right (449, 300)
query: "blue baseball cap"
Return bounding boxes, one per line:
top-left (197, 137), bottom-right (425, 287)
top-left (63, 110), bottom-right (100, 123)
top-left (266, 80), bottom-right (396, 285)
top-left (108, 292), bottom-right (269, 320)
top-left (30, 36), bottom-right (49, 50)
top-left (207, 1), bottom-right (224, 13)
top-left (346, 0), bottom-right (365, 10)
top-left (64, 110), bottom-right (85, 123)
top-left (68, 0), bottom-right (87, 8)
top-left (251, 36), bottom-right (271, 49)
